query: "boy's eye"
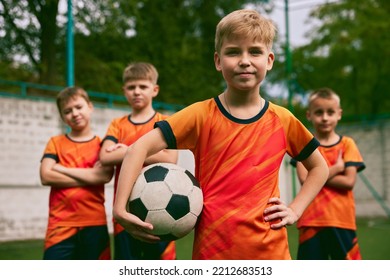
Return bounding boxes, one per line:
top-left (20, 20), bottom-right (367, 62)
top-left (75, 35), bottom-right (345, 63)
top-left (225, 50), bottom-right (239, 56)
top-left (249, 49), bottom-right (263, 55)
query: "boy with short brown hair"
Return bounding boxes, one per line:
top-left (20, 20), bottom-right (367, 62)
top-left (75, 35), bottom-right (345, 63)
top-left (40, 86), bottom-right (113, 260)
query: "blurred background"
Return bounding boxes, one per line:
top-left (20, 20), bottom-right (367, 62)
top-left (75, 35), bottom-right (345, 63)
top-left (0, 0), bottom-right (389, 249)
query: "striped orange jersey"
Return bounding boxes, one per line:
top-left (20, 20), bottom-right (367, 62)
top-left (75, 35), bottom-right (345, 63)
top-left (102, 112), bottom-right (169, 235)
top-left (41, 135), bottom-right (107, 247)
top-left (155, 98), bottom-right (319, 260)
top-left (297, 136), bottom-right (365, 230)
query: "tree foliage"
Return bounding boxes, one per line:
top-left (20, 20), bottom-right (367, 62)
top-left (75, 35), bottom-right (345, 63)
top-left (0, 0), bottom-right (271, 105)
top-left (285, 0), bottom-right (390, 118)
top-left (2, 0), bottom-right (388, 117)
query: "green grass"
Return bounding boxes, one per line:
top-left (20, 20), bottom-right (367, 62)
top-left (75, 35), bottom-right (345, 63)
top-left (1, 218), bottom-right (389, 260)
top-left (288, 217), bottom-right (390, 260)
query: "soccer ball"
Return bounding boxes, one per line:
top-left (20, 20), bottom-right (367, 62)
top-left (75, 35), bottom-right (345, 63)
top-left (127, 163), bottom-right (203, 241)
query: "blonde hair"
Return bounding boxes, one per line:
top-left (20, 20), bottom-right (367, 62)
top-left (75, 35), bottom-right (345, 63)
top-left (56, 86), bottom-right (91, 115)
top-left (215, 9), bottom-right (276, 53)
top-left (308, 87), bottom-right (341, 107)
top-left (122, 62), bottom-right (159, 84)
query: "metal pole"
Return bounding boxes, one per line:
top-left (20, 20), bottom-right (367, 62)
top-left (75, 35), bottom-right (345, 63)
top-left (66, 0), bottom-right (74, 86)
top-left (285, 0), bottom-right (293, 111)
top-left (284, 0), bottom-right (297, 198)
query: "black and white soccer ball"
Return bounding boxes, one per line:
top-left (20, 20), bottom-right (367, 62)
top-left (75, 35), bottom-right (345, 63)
top-left (127, 163), bottom-right (203, 241)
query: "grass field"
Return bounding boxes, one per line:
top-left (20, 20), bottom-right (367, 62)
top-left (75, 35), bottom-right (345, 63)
top-left (1, 218), bottom-right (389, 260)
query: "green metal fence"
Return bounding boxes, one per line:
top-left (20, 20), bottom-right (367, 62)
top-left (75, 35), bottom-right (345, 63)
top-left (0, 78), bottom-right (184, 112)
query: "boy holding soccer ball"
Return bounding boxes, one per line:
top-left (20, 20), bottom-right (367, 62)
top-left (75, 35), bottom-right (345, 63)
top-left (40, 86), bottom-right (113, 260)
top-left (291, 88), bottom-right (365, 259)
top-left (99, 62), bottom-right (178, 260)
top-left (113, 9), bottom-right (328, 259)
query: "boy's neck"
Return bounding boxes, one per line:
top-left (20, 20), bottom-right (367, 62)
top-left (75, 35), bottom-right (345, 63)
top-left (130, 107), bottom-right (156, 123)
top-left (221, 90), bottom-right (264, 119)
top-left (315, 131), bottom-right (339, 146)
top-left (68, 127), bottom-right (94, 141)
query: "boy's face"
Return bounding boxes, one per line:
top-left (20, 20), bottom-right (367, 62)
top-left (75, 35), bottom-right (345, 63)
top-left (306, 97), bottom-right (342, 135)
top-left (214, 36), bottom-right (274, 92)
top-left (123, 79), bottom-right (159, 111)
top-left (60, 95), bottom-right (93, 131)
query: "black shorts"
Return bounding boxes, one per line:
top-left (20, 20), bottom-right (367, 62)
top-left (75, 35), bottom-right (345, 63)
top-left (297, 227), bottom-right (361, 260)
top-left (114, 230), bottom-right (175, 260)
top-left (43, 225), bottom-right (110, 260)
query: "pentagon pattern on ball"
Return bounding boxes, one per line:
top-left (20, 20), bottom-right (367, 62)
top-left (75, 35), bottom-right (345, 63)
top-left (127, 163), bottom-right (203, 241)
top-left (144, 165), bottom-right (169, 183)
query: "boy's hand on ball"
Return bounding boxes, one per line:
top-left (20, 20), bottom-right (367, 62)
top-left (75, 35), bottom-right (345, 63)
top-left (114, 209), bottom-right (160, 243)
top-left (263, 197), bottom-right (298, 229)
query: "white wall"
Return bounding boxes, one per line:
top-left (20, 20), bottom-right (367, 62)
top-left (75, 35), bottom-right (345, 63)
top-left (0, 96), bottom-right (388, 241)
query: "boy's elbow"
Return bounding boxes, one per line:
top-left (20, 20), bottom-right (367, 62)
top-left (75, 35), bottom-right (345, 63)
top-left (169, 154), bottom-right (178, 164)
top-left (39, 172), bottom-right (50, 186)
top-left (99, 154), bottom-right (109, 166)
top-left (345, 178), bottom-right (356, 190)
top-left (103, 174), bottom-right (114, 184)
top-left (102, 168), bottom-right (114, 183)
top-left (40, 177), bottom-right (52, 186)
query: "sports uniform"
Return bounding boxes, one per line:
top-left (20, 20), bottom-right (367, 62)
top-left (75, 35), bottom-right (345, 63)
top-left (155, 98), bottom-right (319, 260)
top-left (42, 135), bottom-right (110, 260)
top-left (292, 136), bottom-right (365, 259)
top-left (102, 112), bottom-right (176, 260)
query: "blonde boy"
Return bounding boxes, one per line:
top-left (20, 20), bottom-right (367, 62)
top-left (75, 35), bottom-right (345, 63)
top-left (113, 10), bottom-right (328, 260)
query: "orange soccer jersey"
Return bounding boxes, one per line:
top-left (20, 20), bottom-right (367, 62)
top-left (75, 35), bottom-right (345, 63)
top-left (297, 136), bottom-right (365, 230)
top-left (102, 112), bottom-right (168, 235)
top-left (155, 98), bottom-right (319, 260)
top-left (41, 135), bottom-right (107, 248)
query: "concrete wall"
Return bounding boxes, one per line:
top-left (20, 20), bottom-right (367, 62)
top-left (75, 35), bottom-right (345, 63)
top-left (0, 96), bottom-right (388, 241)
top-left (0, 97), bottom-right (196, 241)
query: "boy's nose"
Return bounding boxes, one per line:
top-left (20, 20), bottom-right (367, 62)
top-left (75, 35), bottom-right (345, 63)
top-left (239, 54), bottom-right (250, 66)
top-left (134, 86), bottom-right (142, 94)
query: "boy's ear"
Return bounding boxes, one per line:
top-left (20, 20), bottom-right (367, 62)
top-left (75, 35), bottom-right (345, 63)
top-left (214, 52), bottom-right (222, 71)
top-left (267, 52), bottom-right (275, 71)
top-left (306, 110), bottom-right (311, 121)
top-left (88, 101), bottom-right (94, 113)
top-left (153, 84), bottom-right (160, 97)
top-left (338, 108), bottom-right (343, 120)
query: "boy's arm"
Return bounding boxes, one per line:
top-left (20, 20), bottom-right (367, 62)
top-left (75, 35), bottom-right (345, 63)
top-left (326, 166), bottom-right (357, 190)
top-left (295, 162), bottom-right (308, 185)
top-left (113, 128), bottom-right (168, 242)
top-left (290, 149), bottom-right (328, 217)
top-left (40, 157), bottom-right (88, 187)
top-left (100, 138), bottom-right (178, 166)
top-left (297, 150), bottom-right (356, 190)
top-left (264, 149), bottom-right (328, 228)
top-left (144, 149), bottom-right (178, 165)
top-left (53, 161), bottom-right (114, 185)
top-left (325, 151), bottom-right (357, 190)
top-left (100, 139), bottom-right (127, 166)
